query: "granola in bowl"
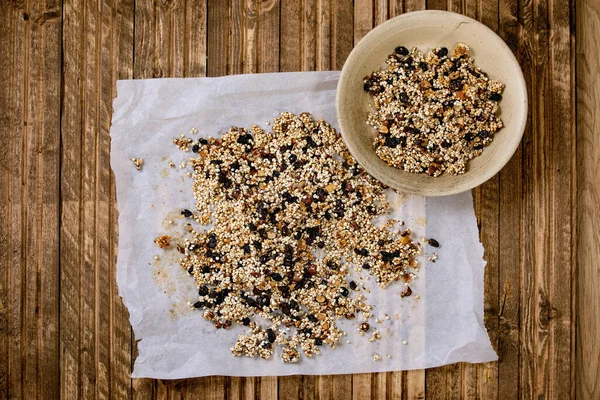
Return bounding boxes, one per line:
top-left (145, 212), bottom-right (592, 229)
top-left (364, 43), bottom-right (505, 177)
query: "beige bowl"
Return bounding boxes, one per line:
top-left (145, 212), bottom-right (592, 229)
top-left (336, 10), bottom-right (527, 196)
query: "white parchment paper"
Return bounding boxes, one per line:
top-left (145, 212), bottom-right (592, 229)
top-left (110, 72), bottom-right (497, 379)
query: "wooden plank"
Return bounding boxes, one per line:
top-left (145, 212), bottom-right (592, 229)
top-left (576, 0), bottom-right (600, 397)
top-left (517, 0), bottom-right (536, 393)
top-left (331, 0), bottom-right (353, 70)
top-left (0, 1), bottom-right (10, 396)
top-left (258, 0), bottom-right (280, 73)
top-left (279, 0), bottom-right (300, 72)
top-left (371, 371), bottom-right (386, 399)
top-left (185, 0), bottom-right (208, 77)
top-left (332, 375), bottom-right (352, 400)
top-left (316, 0), bottom-right (331, 71)
top-left (260, 376), bottom-right (278, 400)
top-left (496, 0), bottom-right (522, 397)
top-left (5, 2), bottom-right (26, 398)
top-left (471, 0), bottom-right (500, 398)
top-left (548, 0), bottom-right (575, 397)
top-left (109, 1), bottom-right (135, 399)
top-left (352, 373), bottom-right (371, 399)
top-left (207, 0), bottom-right (229, 77)
top-left (279, 376), bottom-right (302, 399)
top-left (0, 1), bottom-right (63, 400)
top-left (60, 0), bottom-right (88, 397)
top-left (354, 0), bottom-right (373, 43)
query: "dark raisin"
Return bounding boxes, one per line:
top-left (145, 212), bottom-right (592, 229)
top-left (266, 328), bottom-right (276, 343)
top-left (464, 133), bottom-right (474, 141)
top-left (327, 260), bottom-right (339, 270)
top-left (308, 314), bottom-right (319, 323)
top-left (314, 187), bottom-right (329, 202)
top-left (236, 133), bottom-right (254, 145)
top-left (314, 337), bottom-right (323, 346)
top-left (191, 144), bottom-right (200, 153)
top-left (428, 238), bottom-right (440, 247)
top-left (198, 138), bottom-right (208, 145)
top-left (349, 281), bottom-right (357, 290)
top-left (248, 222), bottom-right (257, 231)
top-left (384, 135), bottom-right (401, 148)
top-left (489, 92), bottom-right (502, 101)
top-left (354, 248), bottom-right (369, 257)
top-left (478, 130), bottom-right (490, 139)
top-left (437, 47), bottom-right (448, 57)
top-left (398, 92), bottom-right (409, 103)
top-left (299, 328), bottom-right (312, 336)
top-left (449, 79), bottom-right (463, 91)
top-left (288, 154), bottom-right (298, 164)
top-left (441, 140), bottom-right (452, 149)
top-left (279, 302), bottom-right (291, 315)
top-left (206, 233), bottom-right (218, 249)
top-left (198, 286), bottom-right (209, 296)
top-left (339, 287), bottom-right (349, 297)
top-left (252, 241), bottom-right (262, 251)
top-left (362, 263), bottom-right (371, 270)
top-left (181, 209), bottom-right (193, 218)
top-left (359, 323), bottom-right (370, 332)
top-left (271, 273), bottom-right (283, 282)
top-left (419, 61), bottom-right (428, 71)
top-left (241, 317), bottom-right (251, 326)
top-left (242, 243), bottom-right (251, 254)
top-left (202, 266), bottom-right (211, 274)
top-left (259, 296), bottom-right (271, 308)
top-left (305, 136), bottom-right (318, 148)
top-left (401, 286), bottom-right (412, 297)
top-left (193, 301), bottom-right (204, 309)
top-left (317, 241), bottom-right (325, 249)
top-left (394, 46), bottom-right (409, 56)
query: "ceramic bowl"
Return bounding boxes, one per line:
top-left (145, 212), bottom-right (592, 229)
top-left (336, 10), bottom-right (527, 196)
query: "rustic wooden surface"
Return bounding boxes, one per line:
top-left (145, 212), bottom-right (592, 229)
top-left (0, 0), bottom-right (594, 398)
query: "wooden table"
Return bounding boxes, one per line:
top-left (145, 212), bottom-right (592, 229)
top-left (1, 0), bottom-right (598, 399)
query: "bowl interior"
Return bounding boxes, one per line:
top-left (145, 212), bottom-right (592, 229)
top-left (336, 11), bottom-right (527, 196)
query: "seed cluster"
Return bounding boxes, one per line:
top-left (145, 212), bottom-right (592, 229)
top-left (364, 43), bottom-right (505, 176)
top-left (165, 112), bottom-right (421, 363)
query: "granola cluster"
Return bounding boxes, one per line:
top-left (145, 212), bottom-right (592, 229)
top-left (165, 112), bottom-right (420, 362)
top-left (365, 43), bottom-right (505, 176)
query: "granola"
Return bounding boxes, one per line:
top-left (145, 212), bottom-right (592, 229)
top-left (364, 43), bottom-right (505, 176)
top-left (162, 112), bottom-right (421, 362)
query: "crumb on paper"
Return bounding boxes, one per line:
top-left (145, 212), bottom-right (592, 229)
top-left (373, 353), bottom-right (382, 361)
top-left (154, 235), bottom-right (171, 248)
top-left (130, 157), bottom-right (144, 171)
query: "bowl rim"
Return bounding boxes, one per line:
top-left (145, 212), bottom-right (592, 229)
top-left (336, 10), bottom-right (528, 196)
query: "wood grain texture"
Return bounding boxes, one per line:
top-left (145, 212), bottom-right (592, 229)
top-left (0, 0), bottom-right (584, 398)
top-left (576, 0), bottom-right (600, 398)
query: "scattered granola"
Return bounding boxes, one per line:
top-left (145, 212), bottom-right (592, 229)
top-left (130, 157), bottom-right (144, 171)
top-left (154, 235), bottom-right (171, 249)
top-left (364, 43), bottom-right (505, 176)
top-left (164, 112), bottom-right (420, 363)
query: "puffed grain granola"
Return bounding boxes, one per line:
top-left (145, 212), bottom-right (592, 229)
top-left (364, 43), bottom-right (505, 176)
top-left (164, 112), bottom-right (420, 363)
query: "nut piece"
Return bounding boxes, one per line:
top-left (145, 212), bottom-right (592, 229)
top-left (130, 157), bottom-right (144, 171)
